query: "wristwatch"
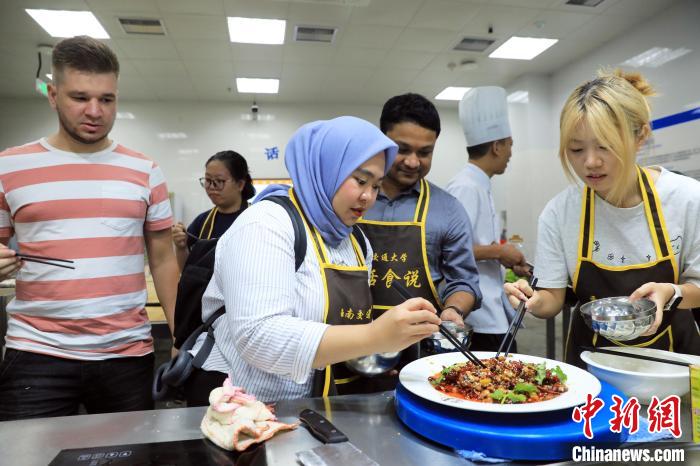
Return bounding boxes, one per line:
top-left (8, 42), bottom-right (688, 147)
top-left (663, 284), bottom-right (683, 311)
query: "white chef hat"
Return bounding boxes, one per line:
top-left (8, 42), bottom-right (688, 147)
top-left (459, 86), bottom-right (511, 147)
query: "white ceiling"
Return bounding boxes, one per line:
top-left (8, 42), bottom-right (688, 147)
top-left (0, 0), bottom-right (680, 105)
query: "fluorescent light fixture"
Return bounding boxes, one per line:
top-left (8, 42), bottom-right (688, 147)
top-left (46, 73), bottom-right (53, 81)
top-left (435, 87), bottom-right (471, 101)
top-left (507, 90), bottom-right (529, 104)
top-left (489, 36), bottom-right (558, 60)
top-left (26, 9), bottom-right (109, 39)
top-left (227, 17), bottom-right (286, 45)
top-left (157, 132), bottom-right (188, 140)
top-left (621, 47), bottom-right (692, 68)
top-left (116, 112), bottom-right (135, 120)
top-left (236, 78), bottom-right (279, 94)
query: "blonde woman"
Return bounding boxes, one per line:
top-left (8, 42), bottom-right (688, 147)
top-left (505, 70), bottom-right (700, 367)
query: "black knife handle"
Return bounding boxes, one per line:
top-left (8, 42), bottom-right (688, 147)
top-left (299, 409), bottom-right (349, 444)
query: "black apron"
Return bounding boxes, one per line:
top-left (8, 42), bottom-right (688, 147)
top-left (287, 192), bottom-right (374, 397)
top-left (566, 166), bottom-right (700, 368)
top-left (357, 179), bottom-right (442, 390)
top-left (358, 179), bottom-right (442, 314)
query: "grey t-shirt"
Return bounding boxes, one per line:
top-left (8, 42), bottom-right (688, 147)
top-left (534, 167), bottom-right (700, 290)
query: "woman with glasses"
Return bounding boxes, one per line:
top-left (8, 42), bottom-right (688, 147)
top-left (172, 151), bottom-right (255, 270)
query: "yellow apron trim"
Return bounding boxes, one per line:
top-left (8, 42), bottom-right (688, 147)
top-left (417, 180), bottom-right (442, 307)
top-left (413, 179), bottom-right (426, 223)
top-left (607, 325), bottom-right (672, 349)
top-left (199, 207), bottom-right (218, 239)
top-left (642, 167), bottom-right (679, 283)
top-left (350, 233), bottom-right (365, 265)
top-left (334, 375), bottom-right (361, 385)
top-left (372, 304), bottom-right (393, 311)
top-left (322, 364), bottom-right (332, 397)
top-left (638, 167), bottom-right (664, 263)
top-left (572, 188), bottom-right (591, 289)
top-left (579, 257), bottom-right (667, 272)
top-left (323, 395), bottom-right (332, 420)
top-left (289, 190), bottom-right (331, 323)
top-left (358, 220), bottom-right (418, 227)
top-left (323, 263), bottom-right (367, 272)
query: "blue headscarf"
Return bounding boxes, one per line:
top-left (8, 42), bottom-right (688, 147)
top-left (256, 116), bottom-right (398, 247)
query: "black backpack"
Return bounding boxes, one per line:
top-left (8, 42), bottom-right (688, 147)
top-left (153, 195), bottom-right (367, 400)
top-left (172, 196), bottom-right (368, 347)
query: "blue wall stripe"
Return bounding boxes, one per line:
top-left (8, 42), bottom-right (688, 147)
top-left (651, 107), bottom-right (700, 131)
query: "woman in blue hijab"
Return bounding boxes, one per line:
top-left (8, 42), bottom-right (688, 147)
top-left (188, 116), bottom-right (441, 403)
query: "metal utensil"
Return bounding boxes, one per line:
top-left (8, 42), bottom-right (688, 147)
top-left (391, 280), bottom-right (486, 368)
top-left (16, 253), bottom-right (75, 270)
top-left (579, 297), bottom-right (656, 341)
top-left (296, 409), bottom-right (379, 466)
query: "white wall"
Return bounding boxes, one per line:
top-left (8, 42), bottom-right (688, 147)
top-left (0, 97), bottom-right (467, 223)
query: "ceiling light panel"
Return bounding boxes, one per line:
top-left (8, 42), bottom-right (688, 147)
top-left (228, 17), bottom-right (286, 45)
top-left (236, 78), bottom-right (280, 94)
top-left (26, 9), bottom-right (109, 39)
top-left (489, 36), bottom-right (558, 60)
top-left (620, 47), bottom-right (692, 68)
top-left (435, 87), bottom-right (471, 101)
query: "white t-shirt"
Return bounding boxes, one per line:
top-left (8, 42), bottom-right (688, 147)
top-left (535, 167), bottom-right (700, 290)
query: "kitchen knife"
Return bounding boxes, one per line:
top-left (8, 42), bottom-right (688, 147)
top-left (296, 409), bottom-right (380, 466)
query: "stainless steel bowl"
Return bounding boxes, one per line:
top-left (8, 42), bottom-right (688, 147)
top-left (422, 321), bottom-right (473, 356)
top-left (579, 297), bottom-right (656, 341)
top-left (345, 351), bottom-right (401, 376)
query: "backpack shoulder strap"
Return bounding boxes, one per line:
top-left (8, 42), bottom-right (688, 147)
top-left (265, 196), bottom-right (307, 271)
top-left (352, 224), bottom-right (368, 259)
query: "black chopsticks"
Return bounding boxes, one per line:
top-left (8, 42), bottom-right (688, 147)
top-left (581, 346), bottom-right (692, 368)
top-left (392, 280), bottom-right (486, 368)
top-left (497, 276), bottom-right (538, 358)
top-left (16, 253), bottom-right (75, 270)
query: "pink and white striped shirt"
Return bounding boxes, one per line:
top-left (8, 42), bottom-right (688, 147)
top-left (0, 138), bottom-right (173, 360)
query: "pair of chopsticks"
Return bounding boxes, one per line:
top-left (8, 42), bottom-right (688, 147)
top-left (392, 280), bottom-right (486, 368)
top-left (497, 276), bottom-right (538, 358)
top-left (16, 253), bottom-right (75, 270)
top-left (581, 346), bottom-right (692, 368)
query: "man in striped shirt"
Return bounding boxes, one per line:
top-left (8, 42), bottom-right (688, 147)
top-left (0, 36), bottom-right (179, 420)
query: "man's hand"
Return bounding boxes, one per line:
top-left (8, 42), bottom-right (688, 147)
top-left (498, 243), bottom-right (526, 268)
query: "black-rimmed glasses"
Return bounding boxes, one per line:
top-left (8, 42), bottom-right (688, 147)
top-left (199, 177), bottom-right (232, 190)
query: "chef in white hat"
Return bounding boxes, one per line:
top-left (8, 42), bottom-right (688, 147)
top-left (446, 86), bottom-right (530, 352)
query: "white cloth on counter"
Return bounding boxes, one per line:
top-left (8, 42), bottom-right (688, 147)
top-left (535, 167), bottom-right (700, 289)
top-left (190, 199), bottom-right (372, 401)
top-left (446, 163), bottom-right (515, 334)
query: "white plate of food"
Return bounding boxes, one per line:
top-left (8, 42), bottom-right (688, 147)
top-left (399, 352), bottom-right (601, 414)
